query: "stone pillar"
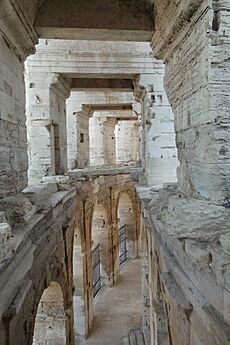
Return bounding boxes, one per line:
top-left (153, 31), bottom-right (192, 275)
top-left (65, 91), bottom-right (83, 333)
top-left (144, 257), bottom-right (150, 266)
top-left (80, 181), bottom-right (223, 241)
top-left (116, 120), bottom-right (140, 165)
top-left (67, 95), bottom-right (90, 170)
top-left (152, 2), bottom-right (230, 205)
top-left (131, 122), bottom-right (141, 163)
top-left (73, 244), bottom-right (87, 343)
top-left (66, 93), bottom-right (78, 170)
top-left (25, 72), bottom-right (70, 182)
top-left (75, 109), bottom-right (90, 169)
top-left (0, 33), bottom-right (28, 197)
top-left (89, 116), bottom-right (104, 166)
top-left (0, 0), bottom-right (37, 198)
top-left (135, 73), bottom-right (179, 188)
top-left (103, 118), bottom-right (117, 166)
top-left (89, 114), bottom-right (116, 167)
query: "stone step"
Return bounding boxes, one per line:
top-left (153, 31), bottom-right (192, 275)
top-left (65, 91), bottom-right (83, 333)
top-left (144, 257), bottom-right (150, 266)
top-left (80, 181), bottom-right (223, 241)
top-left (128, 329), bottom-right (145, 345)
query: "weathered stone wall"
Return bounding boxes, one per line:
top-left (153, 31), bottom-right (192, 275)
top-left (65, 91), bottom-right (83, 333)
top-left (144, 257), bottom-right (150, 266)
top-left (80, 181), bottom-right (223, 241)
top-left (135, 72), bottom-right (178, 187)
top-left (138, 184), bottom-right (230, 345)
top-left (141, 2), bottom-right (230, 344)
top-left (0, 182), bottom-right (75, 345)
top-left (153, 1), bottom-right (230, 205)
top-left (0, 33), bottom-right (28, 197)
top-left (25, 71), bottom-right (70, 182)
top-left (0, 172), bottom-right (140, 345)
top-left (102, 118), bottom-right (117, 166)
top-left (116, 120), bottom-right (140, 165)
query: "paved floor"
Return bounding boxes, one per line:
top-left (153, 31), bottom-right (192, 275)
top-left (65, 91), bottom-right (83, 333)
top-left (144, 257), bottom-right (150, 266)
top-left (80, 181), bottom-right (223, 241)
top-left (80, 259), bottom-right (142, 345)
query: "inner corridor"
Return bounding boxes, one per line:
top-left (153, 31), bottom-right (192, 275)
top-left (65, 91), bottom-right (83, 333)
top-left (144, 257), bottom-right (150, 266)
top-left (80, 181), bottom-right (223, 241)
top-left (81, 260), bottom-right (142, 345)
top-left (1, 2), bottom-right (230, 345)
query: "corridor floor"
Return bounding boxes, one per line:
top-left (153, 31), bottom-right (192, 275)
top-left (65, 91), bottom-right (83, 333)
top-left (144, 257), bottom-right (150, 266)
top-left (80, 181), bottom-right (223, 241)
top-left (80, 259), bottom-right (142, 345)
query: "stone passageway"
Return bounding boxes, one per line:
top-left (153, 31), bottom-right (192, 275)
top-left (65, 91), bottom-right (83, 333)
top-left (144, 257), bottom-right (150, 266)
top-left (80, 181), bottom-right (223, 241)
top-left (1, 2), bottom-right (230, 345)
top-left (81, 259), bottom-right (142, 345)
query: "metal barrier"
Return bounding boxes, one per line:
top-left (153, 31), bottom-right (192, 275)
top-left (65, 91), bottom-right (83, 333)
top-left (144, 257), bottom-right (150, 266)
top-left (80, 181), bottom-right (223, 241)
top-left (119, 225), bottom-right (128, 265)
top-left (92, 244), bottom-right (102, 298)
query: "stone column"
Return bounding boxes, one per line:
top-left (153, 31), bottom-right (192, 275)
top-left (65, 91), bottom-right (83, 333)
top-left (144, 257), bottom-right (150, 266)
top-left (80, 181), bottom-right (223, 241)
top-left (66, 93), bottom-right (78, 170)
top-left (0, 1), bottom-right (37, 198)
top-left (131, 122), bottom-right (141, 163)
top-left (89, 114), bottom-right (116, 167)
top-left (25, 72), bottom-right (70, 182)
top-left (152, 2), bottom-right (230, 205)
top-left (134, 72), bottom-right (179, 188)
top-left (0, 33), bottom-right (29, 196)
top-left (73, 244), bottom-right (87, 343)
top-left (116, 120), bottom-right (140, 165)
top-left (75, 109), bottom-right (90, 169)
top-left (67, 95), bottom-right (90, 170)
top-left (103, 117), bottom-right (117, 166)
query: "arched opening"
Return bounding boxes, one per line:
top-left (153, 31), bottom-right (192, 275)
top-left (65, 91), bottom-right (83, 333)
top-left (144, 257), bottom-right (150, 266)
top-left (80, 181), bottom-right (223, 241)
top-left (117, 193), bottom-right (137, 264)
top-left (32, 281), bottom-right (66, 345)
top-left (91, 203), bottom-right (110, 294)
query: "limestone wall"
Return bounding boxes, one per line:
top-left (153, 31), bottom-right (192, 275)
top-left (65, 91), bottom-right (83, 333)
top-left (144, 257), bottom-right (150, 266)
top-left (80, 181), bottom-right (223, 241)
top-left (0, 172), bottom-right (140, 345)
top-left (0, 33), bottom-right (28, 197)
top-left (116, 120), bottom-right (140, 165)
top-left (136, 73), bottom-right (179, 187)
top-left (25, 72), bottom-right (70, 182)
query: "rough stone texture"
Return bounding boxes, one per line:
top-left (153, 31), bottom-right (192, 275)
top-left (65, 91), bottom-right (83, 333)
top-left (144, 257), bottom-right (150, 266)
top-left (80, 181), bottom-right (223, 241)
top-left (0, 223), bottom-right (11, 261)
top-left (1, 2), bottom-right (230, 345)
top-left (0, 173), bottom-right (140, 345)
top-left (89, 115), bottom-right (117, 167)
top-left (155, 2), bottom-right (230, 205)
top-left (116, 120), bottom-right (140, 165)
top-left (0, 33), bottom-right (28, 197)
top-left (25, 71), bottom-right (70, 182)
top-left (134, 73), bottom-right (179, 187)
top-left (138, 184), bottom-right (230, 345)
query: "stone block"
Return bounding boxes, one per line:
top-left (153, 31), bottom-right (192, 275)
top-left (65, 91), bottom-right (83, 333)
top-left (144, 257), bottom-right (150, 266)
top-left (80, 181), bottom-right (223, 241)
top-left (0, 223), bottom-right (11, 261)
top-left (0, 195), bottom-right (37, 228)
top-left (185, 240), bottom-right (211, 268)
top-left (224, 289), bottom-right (230, 324)
top-left (164, 195), bottom-right (230, 241)
top-left (220, 233), bottom-right (230, 256)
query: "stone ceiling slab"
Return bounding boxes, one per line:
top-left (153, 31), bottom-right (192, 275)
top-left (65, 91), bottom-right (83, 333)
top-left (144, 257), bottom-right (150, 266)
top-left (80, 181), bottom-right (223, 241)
top-left (35, 0), bottom-right (154, 41)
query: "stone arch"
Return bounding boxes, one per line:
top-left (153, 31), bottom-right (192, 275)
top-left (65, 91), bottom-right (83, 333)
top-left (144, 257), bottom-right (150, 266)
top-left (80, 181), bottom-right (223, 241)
top-left (22, 253), bottom-right (73, 345)
top-left (117, 191), bottom-right (138, 260)
top-left (32, 281), bottom-right (67, 345)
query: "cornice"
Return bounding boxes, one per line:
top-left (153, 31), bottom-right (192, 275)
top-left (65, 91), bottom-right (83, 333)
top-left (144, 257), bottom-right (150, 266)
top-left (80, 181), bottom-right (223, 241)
top-left (0, 0), bottom-right (38, 60)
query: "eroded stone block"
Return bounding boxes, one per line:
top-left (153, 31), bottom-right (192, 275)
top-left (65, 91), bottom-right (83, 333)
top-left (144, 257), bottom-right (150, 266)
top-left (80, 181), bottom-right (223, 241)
top-left (0, 223), bottom-right (11, 261)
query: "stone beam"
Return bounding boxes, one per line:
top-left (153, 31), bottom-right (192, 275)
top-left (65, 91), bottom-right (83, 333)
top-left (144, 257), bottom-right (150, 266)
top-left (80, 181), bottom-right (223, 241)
top-left (35, 0), bottom-right (154, 41)
top-left (71, 78), bottom-right (134, 92)
top-left (26, 39), bottom-right (158, 76)
top-left (84, 104), bottom-right (133, 112)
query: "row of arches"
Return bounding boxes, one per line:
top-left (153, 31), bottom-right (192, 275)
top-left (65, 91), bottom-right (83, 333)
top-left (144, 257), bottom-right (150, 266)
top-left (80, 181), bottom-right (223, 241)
top-left (32, 191), bottom-right (140, 345)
